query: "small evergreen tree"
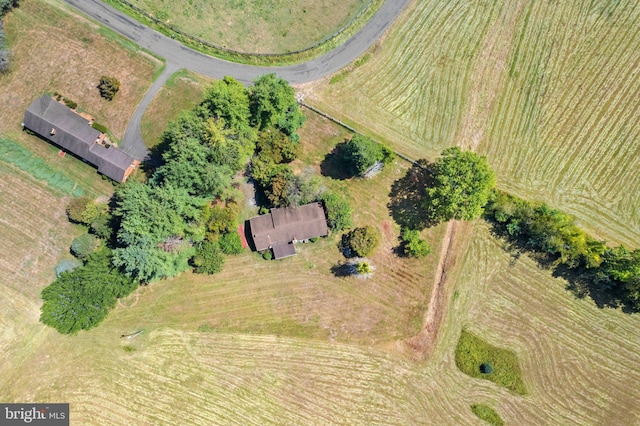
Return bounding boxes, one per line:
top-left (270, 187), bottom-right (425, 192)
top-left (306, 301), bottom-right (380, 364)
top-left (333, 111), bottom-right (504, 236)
top-left (70, 234), bottom-right (99, 259)
top-left (98, 76), bottom-right (121, 101)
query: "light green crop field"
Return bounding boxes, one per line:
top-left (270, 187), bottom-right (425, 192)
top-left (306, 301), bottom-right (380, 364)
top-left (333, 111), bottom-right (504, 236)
top-left (307, 0), bottom-right (640, 247)
top-left (126, 0), bottom-right (369, 54)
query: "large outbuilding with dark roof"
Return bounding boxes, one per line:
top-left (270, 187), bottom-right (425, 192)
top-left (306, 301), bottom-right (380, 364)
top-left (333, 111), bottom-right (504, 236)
top-left (23, 95), bottom-right (139, 182)
top-left (248, 202), bottom-right (329, 259)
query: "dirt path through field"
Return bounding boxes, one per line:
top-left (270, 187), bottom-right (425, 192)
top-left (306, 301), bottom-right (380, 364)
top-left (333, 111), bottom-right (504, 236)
top-left (400, 220), bottom-right (456, 359)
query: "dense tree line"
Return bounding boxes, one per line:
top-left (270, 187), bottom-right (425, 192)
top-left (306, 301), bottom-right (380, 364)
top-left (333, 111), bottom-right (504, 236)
top-left (485, 190), bottom-right (640, 310)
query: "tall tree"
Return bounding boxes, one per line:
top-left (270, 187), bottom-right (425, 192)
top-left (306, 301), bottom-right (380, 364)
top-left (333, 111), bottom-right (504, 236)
top-left (201, 76), bottom-right (251, 132)
top-left (424, 147), bottom-right (495, 223)
top-left (249, 73), bottom-right (305, 141)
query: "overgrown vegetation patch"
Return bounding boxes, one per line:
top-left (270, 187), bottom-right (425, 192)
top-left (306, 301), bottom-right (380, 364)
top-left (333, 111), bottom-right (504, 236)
top-left (455, 329), bottom-right (526, 395)
top-left (471, 404), bottom-right (504, 426)
top-left (0, 138), bottom-right (85, 196)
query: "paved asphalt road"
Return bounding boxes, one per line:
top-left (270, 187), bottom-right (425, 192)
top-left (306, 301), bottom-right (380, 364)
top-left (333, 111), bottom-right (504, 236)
top-left (63, 0), bottom-right (412, 158)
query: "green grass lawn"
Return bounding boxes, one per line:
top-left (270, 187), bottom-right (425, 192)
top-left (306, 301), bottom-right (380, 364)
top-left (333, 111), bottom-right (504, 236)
top-left (121, 0), bottom-right (370, 54)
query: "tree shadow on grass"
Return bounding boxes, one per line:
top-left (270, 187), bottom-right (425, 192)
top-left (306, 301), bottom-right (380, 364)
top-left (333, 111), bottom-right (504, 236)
top-left (320, 142), bottom-right (353, 180)
top-left (388, 160), bottom-right (437, 230)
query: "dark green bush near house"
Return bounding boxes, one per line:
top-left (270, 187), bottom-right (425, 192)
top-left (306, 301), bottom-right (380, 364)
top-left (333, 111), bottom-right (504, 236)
top-left (92, 122), bottom-right (108, 133)
top-left (98, 76), bottom-right (121, 101)
top-left (262, 250), bottom-right (273, 260)
top-left (218, 232), bottom-right (243, 255)
top-left (340, 225), bottom-right (380, 258)
top-left (320, 191), bottom-right (352, 232)
top-left (471, 404), bottom-right (504, 426)
top-left (70, 234), bottom-right (100, 259)
top-left (63, 98), bottom-right (77, 109)
top-left (455, 329), bottom-right (526, 395)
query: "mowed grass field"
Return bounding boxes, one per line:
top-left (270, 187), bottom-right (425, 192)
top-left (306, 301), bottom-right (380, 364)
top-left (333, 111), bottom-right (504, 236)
top-left (127, 0), bottom-right (369, 54)
top-left (3, 1), bottom-right (640, 424)
top-left (4, 224), bottom-right (640, 424)
top-left (0, 0), bottom-right (158, 405)
top-left (306, 0), bottom-right (640, 247)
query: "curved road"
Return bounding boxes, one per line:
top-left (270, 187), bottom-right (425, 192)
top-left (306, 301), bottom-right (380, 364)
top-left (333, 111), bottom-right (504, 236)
top-left (63, 0), bottom-right (412, 157)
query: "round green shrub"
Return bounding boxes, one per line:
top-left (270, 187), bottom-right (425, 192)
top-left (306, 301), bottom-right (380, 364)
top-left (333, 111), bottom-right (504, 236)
top-left (70, 234), bottom-right (99, 259)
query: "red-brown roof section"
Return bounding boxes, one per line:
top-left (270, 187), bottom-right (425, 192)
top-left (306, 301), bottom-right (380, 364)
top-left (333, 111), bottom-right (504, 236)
top-left (249, 202), bottom-right (328, 258)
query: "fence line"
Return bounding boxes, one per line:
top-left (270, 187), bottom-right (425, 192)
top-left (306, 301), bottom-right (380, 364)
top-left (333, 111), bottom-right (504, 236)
top-left (107, 0), bottom-right (376, 58)
top-left (298, 101), bottom-right (428, 170)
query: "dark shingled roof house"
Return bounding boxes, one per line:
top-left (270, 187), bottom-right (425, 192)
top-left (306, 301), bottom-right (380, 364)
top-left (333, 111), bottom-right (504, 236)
top-left (248, 202), bottom-right (329, 259)
top-left (23, 95), bottom-right (139, 182)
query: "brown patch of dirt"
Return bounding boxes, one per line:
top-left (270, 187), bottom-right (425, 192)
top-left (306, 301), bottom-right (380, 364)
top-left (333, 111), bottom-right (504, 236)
top-left (399, 220), bottom-right (470, 361)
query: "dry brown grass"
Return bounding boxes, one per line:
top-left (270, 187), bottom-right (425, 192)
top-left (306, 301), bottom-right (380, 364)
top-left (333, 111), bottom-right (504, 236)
top-left (0, 0), bottom-right (161, 142)
top-left (140, 69), bottom-right (212, 148)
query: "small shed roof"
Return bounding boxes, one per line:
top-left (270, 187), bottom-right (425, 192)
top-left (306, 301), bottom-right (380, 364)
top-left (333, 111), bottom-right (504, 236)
top-left (23, 95), bottom-right (136, 182)
top-left (248, 202), bottom-right (329, 258)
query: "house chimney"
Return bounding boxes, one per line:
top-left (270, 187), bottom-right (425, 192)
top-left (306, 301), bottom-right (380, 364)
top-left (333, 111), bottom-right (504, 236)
top-left (50, 128), bottom-right (57, 136)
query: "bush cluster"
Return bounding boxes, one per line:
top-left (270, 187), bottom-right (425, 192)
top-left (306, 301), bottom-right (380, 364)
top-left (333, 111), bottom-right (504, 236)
top-left (92, 122), bottom-right (108, 133)
top-left (400, 228), bottom-right (431, 258)
top-left (98, 76), bottom-right (121, 101)
top-left (340, 226), bottom-right (380, 258)
top-left (63, 98), bottom-right (77, 109)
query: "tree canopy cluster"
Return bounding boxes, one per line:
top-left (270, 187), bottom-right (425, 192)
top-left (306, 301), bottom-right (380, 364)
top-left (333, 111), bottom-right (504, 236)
top-left (423, 147), bottom-right (495, 224)
top-left (486, 190), bottom-right (640, 310)
top-left (41, 248), bottom-right (137, 334)
top-left (41, 73), bottom-right (309, 334)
